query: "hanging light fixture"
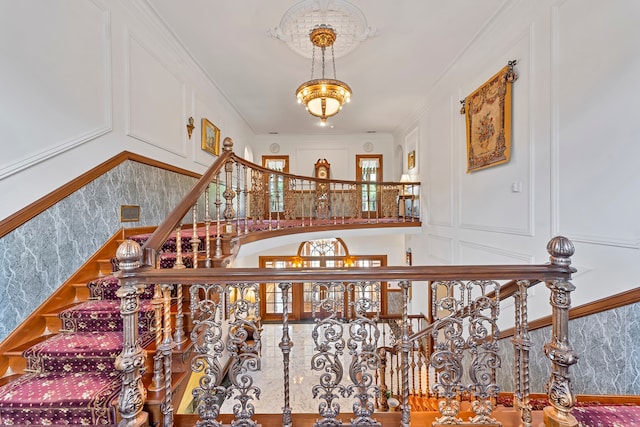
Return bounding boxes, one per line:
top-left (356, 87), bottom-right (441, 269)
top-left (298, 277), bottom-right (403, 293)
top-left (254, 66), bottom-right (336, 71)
top-left (295, 25), bottom-right (352, 126)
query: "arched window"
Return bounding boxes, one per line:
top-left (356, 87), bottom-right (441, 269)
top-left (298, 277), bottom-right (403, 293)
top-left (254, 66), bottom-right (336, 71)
top-left (259, 238), bottom-right (388, 321)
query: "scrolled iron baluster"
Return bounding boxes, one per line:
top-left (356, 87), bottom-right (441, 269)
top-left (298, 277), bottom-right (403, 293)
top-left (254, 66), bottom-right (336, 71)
top-left (225, 283), bottom-right (261, 427)
top-left (513, 280), bottom-right (533, 427)
top-left (399, 280), bottom-right (412, 427)
top-left (311, 281), bottom-right (347, 427)
top-left (431, 281), bottom-right (465, 425)
top-left (345, 281), bottom-right (381, 425)
top-left (279, 282), bottom-right (293, 427)
top-left (160, 283), bottom-right (175, 427)
top-left (467, 280), bottom-right (501, 425)
top-left (190, 283), bottom-right (226, 427)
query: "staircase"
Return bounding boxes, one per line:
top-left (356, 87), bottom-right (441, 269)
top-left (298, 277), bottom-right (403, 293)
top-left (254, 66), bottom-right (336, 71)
top-left (0, 226), bottom-right (201, 427)
top-left (0, 275), bottom-right (155, 426)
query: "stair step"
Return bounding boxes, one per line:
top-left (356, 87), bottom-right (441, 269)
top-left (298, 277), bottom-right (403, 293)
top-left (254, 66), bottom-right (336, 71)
top-left (0, 370), bottom-right (121, 426)
top-left (85, 274), bottom-right (154, 300)
top-left (23, 331), bottom-right (124, 373)
top-left (42, 302), bottom-right (85, 334)
top-left (71, 282), bottom-right (91, 301)
top-left (96, 257), bottom-right (116, 276)
top-left (58, 299), bottom-right (155, 333)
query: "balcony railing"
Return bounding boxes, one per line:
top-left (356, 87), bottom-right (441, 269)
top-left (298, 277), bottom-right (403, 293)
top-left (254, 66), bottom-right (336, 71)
top-left (140, 138), bottom-right (420, 269)
top-left (113, 138), bottom-right (579, 427)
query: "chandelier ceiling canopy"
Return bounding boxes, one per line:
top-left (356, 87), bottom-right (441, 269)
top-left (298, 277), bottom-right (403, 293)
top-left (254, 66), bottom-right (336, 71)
top-left (269, 0), bottom-right (376, 59)
top-left (271, 0), bottom-right (374, 125)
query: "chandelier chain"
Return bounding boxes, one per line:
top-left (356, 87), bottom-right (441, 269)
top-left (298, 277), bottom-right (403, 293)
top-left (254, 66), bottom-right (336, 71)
top-left (311, 46), bottom-right (316, 79)
top-left (321, 47), bottom-right (326, 79)
top-left (332, 45), bottom-right (337, 79)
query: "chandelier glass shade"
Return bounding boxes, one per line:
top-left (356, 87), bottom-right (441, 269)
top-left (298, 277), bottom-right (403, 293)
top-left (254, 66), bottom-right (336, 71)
top-left (296, 26), bottom-right (351, 125)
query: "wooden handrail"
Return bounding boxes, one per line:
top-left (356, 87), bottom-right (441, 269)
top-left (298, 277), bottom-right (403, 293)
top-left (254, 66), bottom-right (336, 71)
top-left (119, 263), bottom-right (573, 285)
top-left (232, 153), bottom-right (420, 187)
top-left (141, 149), bottom-right (232, 265)
top-left (140, 141), bottom-right (422, 266)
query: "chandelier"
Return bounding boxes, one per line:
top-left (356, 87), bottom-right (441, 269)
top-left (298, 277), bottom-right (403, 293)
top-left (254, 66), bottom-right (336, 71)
top-left (295, 25), bottom-right (352, 125)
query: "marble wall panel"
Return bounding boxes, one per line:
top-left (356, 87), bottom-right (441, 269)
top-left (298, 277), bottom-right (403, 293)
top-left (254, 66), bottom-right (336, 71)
top-left (497, 301), bottom-right (640, 396)
top-left (0, 160), bottom-right (197, 341)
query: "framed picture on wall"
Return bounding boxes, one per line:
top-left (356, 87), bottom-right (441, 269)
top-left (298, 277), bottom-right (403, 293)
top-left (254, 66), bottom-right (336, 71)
top-left (201, 118), bottom-right (220, 156)
top-left (408, 150), bottom-right (416, 170)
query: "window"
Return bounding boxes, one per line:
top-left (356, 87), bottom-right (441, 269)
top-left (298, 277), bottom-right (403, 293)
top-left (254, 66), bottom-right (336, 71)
top-left (262, 156), bottom-right (289, 216)
top-left (259, 238), bottom-right (388, 321)
top-left (356, 154), bottom-right (382, 215)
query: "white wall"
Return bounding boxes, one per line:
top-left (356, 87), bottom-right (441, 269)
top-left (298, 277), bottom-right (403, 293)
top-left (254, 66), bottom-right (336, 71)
top-left (253, 133), bottom-right (396, 181)
top-left (0, 0), bottom-right (254, 221)
top-left (395, 0), bottom-right (640, 320)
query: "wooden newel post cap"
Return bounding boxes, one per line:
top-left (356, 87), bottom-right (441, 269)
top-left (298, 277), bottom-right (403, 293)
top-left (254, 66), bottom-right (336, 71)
top-left (116, 239), bottom-right (142, 271)
top-left (547, 236), bottom-right (575, 266)
top-left (223, 137), bottom-right (234, 152)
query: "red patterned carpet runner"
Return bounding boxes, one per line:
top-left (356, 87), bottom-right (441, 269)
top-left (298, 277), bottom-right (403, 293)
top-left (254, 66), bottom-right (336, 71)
top-left (0, 273), bottom-right (155, 426)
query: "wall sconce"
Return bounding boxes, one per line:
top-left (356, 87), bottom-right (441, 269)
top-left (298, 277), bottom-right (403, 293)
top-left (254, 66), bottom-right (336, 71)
top-left (344, 256), bottom-right (355, 267)
top-left (292, 256), bottom-right (303, 268)
top-left (186, 116), bottom-right (195, 139)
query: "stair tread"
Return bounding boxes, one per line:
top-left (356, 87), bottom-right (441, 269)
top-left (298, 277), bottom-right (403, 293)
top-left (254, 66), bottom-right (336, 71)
top-left (4, 335), bottom-right (52, 355)
top-left (42, 302), bottom-right (86, 317)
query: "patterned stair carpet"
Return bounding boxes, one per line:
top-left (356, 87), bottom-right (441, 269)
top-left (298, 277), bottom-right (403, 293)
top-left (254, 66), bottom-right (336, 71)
top-left (497, 396), bottom-right (640, 426)
top-left (0, 275), bottom-right (155, 426)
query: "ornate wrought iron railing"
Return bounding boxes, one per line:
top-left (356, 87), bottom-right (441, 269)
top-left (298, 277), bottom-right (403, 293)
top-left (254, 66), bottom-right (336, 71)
top-left (112, 137), bottom-right (578, 427)
top-left (114, 236), bottom-right (579, 427)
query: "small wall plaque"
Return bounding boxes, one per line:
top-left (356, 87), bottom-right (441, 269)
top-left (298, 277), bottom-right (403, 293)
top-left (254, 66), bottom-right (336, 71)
top-left (120, 205), bottom-right (140, 222)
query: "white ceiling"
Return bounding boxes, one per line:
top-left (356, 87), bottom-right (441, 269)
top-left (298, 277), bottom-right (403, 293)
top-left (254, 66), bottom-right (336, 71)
top-left (145, 0), bottom-right (508, 136)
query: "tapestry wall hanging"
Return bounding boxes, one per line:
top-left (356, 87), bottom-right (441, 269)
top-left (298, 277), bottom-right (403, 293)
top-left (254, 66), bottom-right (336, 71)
top-left (461, 60), bottom-right (517, 172)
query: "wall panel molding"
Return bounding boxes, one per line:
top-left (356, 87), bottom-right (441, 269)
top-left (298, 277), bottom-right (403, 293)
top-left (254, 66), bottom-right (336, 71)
top-left (426, 233), bottom-right (454, 264)
top-left (125, 30), bottom-right (187, 157)
top-left (550, 3), bottom-right (639, 250)
top-left (0, 5), bottom-right (112, 180)
top-left (458, 26), bottom-right (534, 237)
top-left (459, 240), bottom-right (534, 264)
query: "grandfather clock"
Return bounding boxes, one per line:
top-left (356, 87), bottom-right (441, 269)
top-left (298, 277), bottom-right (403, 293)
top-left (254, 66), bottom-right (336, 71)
top-left (314, 159), bottom-right (330, 219)
top-left (314, 158), bottom-right (330, 179)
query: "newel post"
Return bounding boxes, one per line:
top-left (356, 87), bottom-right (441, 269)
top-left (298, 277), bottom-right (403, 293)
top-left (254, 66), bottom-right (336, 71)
top-left (543, 236), bottom-right (579, 427)
top-left (114, 240), bottom-right (149, 427)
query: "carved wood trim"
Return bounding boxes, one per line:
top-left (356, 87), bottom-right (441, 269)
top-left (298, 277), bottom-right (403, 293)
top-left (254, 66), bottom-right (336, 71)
top-left (498, 392), bottom-right (640, 405)
top-left (0, 151), bottom-right (201, 239)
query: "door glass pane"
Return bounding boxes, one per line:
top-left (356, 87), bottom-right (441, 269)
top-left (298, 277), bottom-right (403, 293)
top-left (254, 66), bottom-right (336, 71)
top-left (303, 282), bottom-right (313, 312)
top-left (264, 282), bottom-right (292, 314)
top-left (265, 159), bottom-right (286, 213)
top-left (360, 159), bottom-right (379, 212)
